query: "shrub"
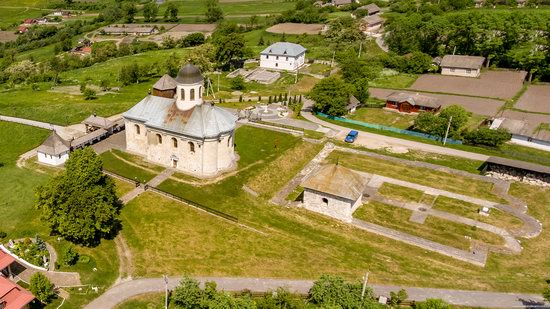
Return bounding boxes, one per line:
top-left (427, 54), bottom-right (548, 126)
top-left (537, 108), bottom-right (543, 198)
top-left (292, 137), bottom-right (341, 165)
top-left (78, 255), bottom-right (90, 264)
top-left (83, 88), bottom-right (97, 100)
top-left (230, 75), bottom-right (246, 90)
top-left (29, 272), bottom-right (56, 303)
top-left (0, 231), bottom-right (6, 239)
top-left (61, 245), bottom-right (79, 266)
top-left (464, 128), bottom-right (512, 147)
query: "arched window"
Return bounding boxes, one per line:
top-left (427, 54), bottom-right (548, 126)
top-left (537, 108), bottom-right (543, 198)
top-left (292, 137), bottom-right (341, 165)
top-left (190, 88), bottom-right (195, 100)
top-left (156, 134), bottom-right (162, 144)
top-left (322, 197), bottom-right (328, 205)
top-left (189, 141), bottom-right (195, 153)
top-left (172, 137), bottom-right (178, 148)
top-left (135, 124), bottom-right (140, 135)
top-left (199, 86), bottom-right (202, 98)
top-left (180, 88), bottom-right (185, 100)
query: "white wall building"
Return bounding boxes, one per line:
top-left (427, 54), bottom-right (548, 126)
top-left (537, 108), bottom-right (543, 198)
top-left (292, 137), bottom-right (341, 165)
top-left (123, 64), bottom-right (238, 178)
top-left (440, 55), bottom-right (485, 78)
top-left (260, 42), bottom-right (307, 71)
top-left (491, 118), bottom-right (550, 152)
top-left (37, 131), bottom-right (71, 166)
top-left (301, 164), bottom-right (365, 223)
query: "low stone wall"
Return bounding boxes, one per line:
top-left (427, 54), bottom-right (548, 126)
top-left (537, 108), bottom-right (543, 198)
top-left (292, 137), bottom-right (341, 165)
top-left (486, 165), bottom-right (550, 187)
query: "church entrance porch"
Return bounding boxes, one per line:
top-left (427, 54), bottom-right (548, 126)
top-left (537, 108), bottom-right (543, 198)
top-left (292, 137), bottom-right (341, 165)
top-left (170, 155), bottom-right (179, 168)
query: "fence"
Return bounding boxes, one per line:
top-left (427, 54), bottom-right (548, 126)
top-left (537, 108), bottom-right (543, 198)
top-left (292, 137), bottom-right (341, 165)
top-left (316, 112), bottom-right (463, 145)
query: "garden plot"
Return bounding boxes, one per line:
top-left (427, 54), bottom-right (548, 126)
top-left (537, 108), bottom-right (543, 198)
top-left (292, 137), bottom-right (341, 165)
top-left (150, 23), bottom-right (216, 42)
top-left (410, 71), bottom-right (527, 100)
top-left (515, 85), bottom-right (550, 113)
top-left (0, 31), bottom-right (17, 43)
top-left (266, 23), bottom-right (328, 35)
top-left (370, 88), bottom-right (504, 116)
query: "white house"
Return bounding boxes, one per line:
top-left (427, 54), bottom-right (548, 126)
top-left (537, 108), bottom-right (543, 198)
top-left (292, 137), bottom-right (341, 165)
top-left (123, 63), bottom-right (238, 178)
top-left (301, 164), bottom-right (365, 223)
top-left (260, 42), bottom-right (307, 71)
top-left (37, 131), bottom-right (71, 166)
top-left (490, 118), bottom-right (550, 152)
top-left (440, 55), bottom-right (485, 78)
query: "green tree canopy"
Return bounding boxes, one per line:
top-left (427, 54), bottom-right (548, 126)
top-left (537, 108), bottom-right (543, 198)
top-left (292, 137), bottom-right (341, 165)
top-left (205, 0), bottom-right (224, 22)
top-left (164, 3), bottom-right (179, 22)
top-left (464, 128), bottom-right (511, 147)
top-left (143, 2), bottom-right (159, 22)
top-left (413, 298), bottom-right (452, 309)
top-left (308, 274), bottom-right (379, 308)
top-left (35, 147), bottom-right (122, 246)
top-left (309, 76), bottom-right (355, 116)
top-left (29, 272), bottom-right (56, 303)
top-left (122, 2), bottom-right (137, 23)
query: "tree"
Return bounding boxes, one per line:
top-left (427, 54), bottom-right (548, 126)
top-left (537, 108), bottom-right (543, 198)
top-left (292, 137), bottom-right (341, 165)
top-left (213, 32), bottom-right (248, 69)
top-left (231, 75), bottom-right (246, 90)
top-left (205, 0), bottom-right (224, 22)
top-left (187, 43), bottom-right (215, 72)
top-left (309, 76), bottom-right (355, 116)
top-left (119, 63), bottom-right (140, 85)
top-left (438, 104), bottom-right (470, 138)
top-left (181, 32), bottom-right (205, 47)
top-left (544, 281), bottom-right (550, 302)
top-left (83, 87), bottom-right (97, 100)
top-left (122, 2), bottom-right (137, 23)
top-left (258, 35), bottom-right (265, 46)
top-left (29, 273), bottom-right (56, 303)
top-left (143, 2), bottom-right (158, 22)
top-left (413, 112), bottom-right (447, 137)
top-left (353, 77), bottom-right (369, 103)
top-left (172, 277), bottom-right (203, 308)
top-left (164, 53), bottom-right (180, 77)
top-left (413, 298), bottom-right (452, 309)
top-left (61, 244), bottom-right (79, 266)
top-left (390, 289), bottom-right (408, 306)
top-left (35, 147), bottom-right (122, 246)
top-left (308, 275), bottom-right (376, 308)
top-left (464, 128), bottom-right (511, 147)
top-left (164, 3), bottom-right (178, 22)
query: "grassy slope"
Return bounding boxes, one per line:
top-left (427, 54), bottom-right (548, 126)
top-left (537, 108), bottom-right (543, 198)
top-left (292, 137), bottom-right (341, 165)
top-left (159, 0), bottom-right (295, 16)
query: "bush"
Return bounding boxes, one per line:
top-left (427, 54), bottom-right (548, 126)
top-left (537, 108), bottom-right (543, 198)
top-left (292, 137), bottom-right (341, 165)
top-left (464, 128), bottom-right (512, 147)
top-left (83, 88), bottom-right (97, 100)
top-left (78, 255), bottom-right (90, 264)
top-left (61, 245), bottom-right (79, 266)
top-left (0, 231), bottom-right (6, 239)
top-left (29, 273), bottom-right (56, 303)
top-left (181, 32), bottom-right (205, 47)
top-left (230, 75), bottom-right (246, 90)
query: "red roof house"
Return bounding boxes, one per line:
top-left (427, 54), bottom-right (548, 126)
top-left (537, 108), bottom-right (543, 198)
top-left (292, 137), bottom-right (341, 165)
top-left (23, 19), bottom-right (36, 25)
top-left (17, 26), bottom-right (28, 34)
top-left (0, 276), bottom-right (34, 309)
top-left (0, 251), bottom-right (15, 272)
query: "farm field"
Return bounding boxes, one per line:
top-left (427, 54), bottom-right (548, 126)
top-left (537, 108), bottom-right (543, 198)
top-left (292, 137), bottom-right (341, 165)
top-left (410, 71), bottom-right (527, 100)
top-left (266, 23), bottom-right (326, 35)
top-left (515, 84), bottom-right (550, 113)
top-left (158, 0), bottom-right (295, 17)
top-left (0, 7), bottom-right (46, 28)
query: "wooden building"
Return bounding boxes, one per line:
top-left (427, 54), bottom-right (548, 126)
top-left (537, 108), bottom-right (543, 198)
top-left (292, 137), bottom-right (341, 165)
top-left (385, 92), bottom-right (441, 113)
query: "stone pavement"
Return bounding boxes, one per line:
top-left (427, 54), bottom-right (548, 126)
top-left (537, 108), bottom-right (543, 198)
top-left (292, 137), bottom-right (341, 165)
top-left (119, 168), bottom-right (175, 205)
top-left (84, 276), bottom-right (549, 309)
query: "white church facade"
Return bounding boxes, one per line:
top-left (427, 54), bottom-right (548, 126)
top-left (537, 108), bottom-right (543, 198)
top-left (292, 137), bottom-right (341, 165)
top-left (260, 42), bottom-right (307, 71)
top-left (123, 64), bottom-right (237, 178)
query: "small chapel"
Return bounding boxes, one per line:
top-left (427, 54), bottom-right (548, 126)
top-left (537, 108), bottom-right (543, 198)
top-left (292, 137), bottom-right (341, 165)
top-left (123, 63), bottom-right (237, 178)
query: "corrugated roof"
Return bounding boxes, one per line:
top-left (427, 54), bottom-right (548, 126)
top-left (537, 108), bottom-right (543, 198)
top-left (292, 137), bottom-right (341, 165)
top-left (348, 95), bottom-right (360, 109)
top-left (363, 15), bottom-right (384, 26)
top-left (123, 96), bottom-right (237, 139)
top-left (37, 131), bottom-right (70, 155)
top-left (260, 42), bottom-right (307, 57)
top-left (440, 55), bottom-right (485, 69)
top-left (386, 92), bottom-right (441, 108)
top-left (333, 0), bottom-right (352, 5)
top-left (82, 115), bottom-right (113, 129)
top-left (302, 164), bottom-right (365, 200)
top-left (359, 3), bottom-right (381, 14)
top-left (103, 26), bottom-right (156, 34)
top-left (486, 156), bottom-right (550, 175)
top-left (153, 74), bottom-right (177, 90)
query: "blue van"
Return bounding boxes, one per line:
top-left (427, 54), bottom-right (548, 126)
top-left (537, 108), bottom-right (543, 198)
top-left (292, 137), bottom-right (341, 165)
top-left (345, 130), bottom-right (359, 143)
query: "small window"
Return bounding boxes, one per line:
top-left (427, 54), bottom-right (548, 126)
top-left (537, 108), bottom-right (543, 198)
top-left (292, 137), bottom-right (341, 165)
top-left (199, 86), bottom-right (202, 98)
top-left (180, 88), bottom-right (185, 100)
top-left (189, 141), bottom-right (195, 153)
top-left (322, 197), bottom-right (328, 205)
top-left (450, 68), bottom-right (455, 72)
top-left (275, 63), bottom-right (278, 67)
top-left (466, 69), bottom-right (472, 74)
top-left (266, 55), bottom-right (269, 59)
top-left (286, 57), bottom-right (288, 61)
top-left (135, 124), bottom-right (140, 135)
top-left (190, 88), bottom-right (195, 100)
top-left (172, 138), bottom-right (178, 148)
top-left (276, 56), bottom-right (279, 60)
top-left (156, 134), bottom-right (162, 144)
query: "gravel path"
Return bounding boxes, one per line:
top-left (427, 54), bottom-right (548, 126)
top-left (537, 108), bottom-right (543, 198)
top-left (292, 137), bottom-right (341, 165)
top-left (84, 276), bottom-right (548, 309)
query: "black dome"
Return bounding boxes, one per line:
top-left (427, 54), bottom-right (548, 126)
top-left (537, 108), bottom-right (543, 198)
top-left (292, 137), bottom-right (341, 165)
top-left (175, 63), bottom-right (203, 84)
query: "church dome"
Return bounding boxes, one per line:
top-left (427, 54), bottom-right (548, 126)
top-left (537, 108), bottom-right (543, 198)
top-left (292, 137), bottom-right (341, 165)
top-left (175, 63), bottom-right (203, 84)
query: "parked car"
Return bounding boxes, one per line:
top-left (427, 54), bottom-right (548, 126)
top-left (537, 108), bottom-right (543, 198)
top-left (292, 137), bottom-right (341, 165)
top-left (345, 130), bottom-right (359, 143)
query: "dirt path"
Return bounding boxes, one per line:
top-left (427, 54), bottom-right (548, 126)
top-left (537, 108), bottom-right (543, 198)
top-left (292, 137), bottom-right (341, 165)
top-left (114, 235), bottom-right (134, 285)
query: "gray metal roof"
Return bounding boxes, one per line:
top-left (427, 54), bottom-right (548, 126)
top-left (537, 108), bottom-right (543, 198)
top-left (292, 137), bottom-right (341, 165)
top-left (333, 0), bottom-right (352, 5)
top-left (440, 55), bottom-right (485, 69)
top-left (260, 42), bottom-right (307, 57)
top-left (302, 164), bottom-right (365, 201)
top-left (123, 95), bottom-right (237, 139)
top-left (386, 92), bottom-right (441, 108)
top-left (82, 115), bottom-right (114, 129)
top-left (359, 3), bottom-right (381, 14)
top-left (486, 156), bottom-right (550, 175)
top-left (153, 74), bottom-right (177, 90)
top-left (363, 15), bottom-right (384, 26)
top-left (37, 131), bottom-right (70, 155)
top-left (175, 63), bottom-right (203, 84)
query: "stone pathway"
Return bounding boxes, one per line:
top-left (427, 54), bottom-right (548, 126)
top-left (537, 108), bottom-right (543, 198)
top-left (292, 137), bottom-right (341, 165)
top-left (271, 142), bottom-right (335, 205)
top-left (84, 276), bottom-right (549, 309)
top-left (119, 168), bottom-right (175, 205)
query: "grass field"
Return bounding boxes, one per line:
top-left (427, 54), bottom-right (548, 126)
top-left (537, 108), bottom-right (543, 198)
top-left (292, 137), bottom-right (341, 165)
top-left (348, 107), bottom-right (415, 129)
top-left (0, 121), bottom-right (120, 308)
top-left (101, 150), bottom-right (159, 183)
top-left (354, 201), bottom-right (503, 251)
top-left (158, 0), bottom-right (295, 17)
top-left (116, 293), bottom-right (165, 309)
top-left (0, 7), bottom-right (46, 28)
top-left (370, 72), bottom-right (419, 89)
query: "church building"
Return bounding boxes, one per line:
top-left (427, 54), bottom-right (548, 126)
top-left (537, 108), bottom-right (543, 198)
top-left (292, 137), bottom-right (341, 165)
top-left (123, 64), bottom-right (237, 178)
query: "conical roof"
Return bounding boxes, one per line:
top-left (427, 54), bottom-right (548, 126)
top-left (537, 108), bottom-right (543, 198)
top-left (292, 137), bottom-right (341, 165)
top-left (37, 131), bottom-right (70, 155)
top-left (175, 63), bottom-right (203, 84)
top-left (302, 164), bottom-right (365, 200)
top-left (153, 74), bottom-right (177, 91)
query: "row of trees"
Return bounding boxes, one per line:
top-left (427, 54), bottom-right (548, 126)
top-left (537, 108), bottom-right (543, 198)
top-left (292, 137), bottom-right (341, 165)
top-left (385, 10), bottom-right (550, 80)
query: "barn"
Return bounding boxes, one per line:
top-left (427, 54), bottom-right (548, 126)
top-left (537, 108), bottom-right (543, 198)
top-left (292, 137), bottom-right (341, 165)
top-left (385, 92), bottom-right (441, 113)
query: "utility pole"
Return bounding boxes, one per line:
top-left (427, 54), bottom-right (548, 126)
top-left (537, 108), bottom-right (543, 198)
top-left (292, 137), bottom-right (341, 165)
top-left (330, 50), bottom-right (336, 68)
top-left (163, 274), bottom-right (168, 309)
top-left (358, 40), bottom-right (363, 58)
top-left (361, 272), bottom-right (369, 300)
top-left (443, 115), bottom-right (453, 145)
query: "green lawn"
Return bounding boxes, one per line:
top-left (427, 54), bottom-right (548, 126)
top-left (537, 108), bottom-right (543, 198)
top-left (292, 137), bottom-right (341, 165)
top-left (370, 71), bottom-right (419, 89)
top-left (0, 122), bottom-right (120, 308)
top-left (116, 293), bottom-right (167, 309)
top-left (158, 0), bottom-right (295, 17)
top-left (0, 7), bottom-right (45, 28)
top-left (378, 183), bottom-right (425, 203)
top-left (353, 201), bottom-right (503, 251)
top-left (348, 107), bottom-right (415, 129)
top-left (100, 150), bottom-right (159, 183)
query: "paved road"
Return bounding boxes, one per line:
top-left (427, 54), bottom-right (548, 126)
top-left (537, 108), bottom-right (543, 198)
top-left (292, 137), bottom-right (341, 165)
top-left (301, 100), bottom-right (490, 161)
top-left (84, 276), bottom-right (549, 309)
top-left (0, 115), bottom-right (62, 131)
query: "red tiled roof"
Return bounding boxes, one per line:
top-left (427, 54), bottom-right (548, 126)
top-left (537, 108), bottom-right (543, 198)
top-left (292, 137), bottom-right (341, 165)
top-left (0, 250), bottom-right (14, 271)
top-left (0, 277), bottom-right (34, 309)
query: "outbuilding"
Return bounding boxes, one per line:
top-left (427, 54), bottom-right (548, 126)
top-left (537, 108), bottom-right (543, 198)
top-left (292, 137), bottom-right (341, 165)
top-left (440, 55), bottom-right (485, 78)
top-left (37, 131), bottom-right (71, 166)
top-left (301, 164), bottom-right (365, 223)
top-left (360, 15), bottom-right (384, 33)
top-left (260, 42), bottom-right (307, 71)
top-left (357, 3), bottom-right (381, 15)
top-left (0, 276), bottom-right (35, 309)
top-left (385, 92), bottom-right (441, 113)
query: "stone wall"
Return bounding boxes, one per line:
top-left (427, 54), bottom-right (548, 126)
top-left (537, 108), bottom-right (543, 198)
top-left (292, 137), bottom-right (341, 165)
top-left (303, 189), bottom-right (358, 223)
top-left (485, 165), bottom-right (550, 187)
